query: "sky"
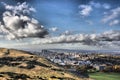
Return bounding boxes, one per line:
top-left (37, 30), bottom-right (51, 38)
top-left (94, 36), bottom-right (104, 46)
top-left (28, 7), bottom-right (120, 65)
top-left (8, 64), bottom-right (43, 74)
top-left (0, 0), bottom-right (120, 51)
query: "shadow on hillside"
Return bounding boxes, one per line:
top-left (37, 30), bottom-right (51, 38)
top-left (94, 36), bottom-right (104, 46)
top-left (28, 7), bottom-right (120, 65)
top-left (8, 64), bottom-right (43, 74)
top-left (0, 56), bottom-right (51, 69)
top-left (51, 68), bottom-right (64, 72)
top-left (19, 60), bottom-right (51, 69)
top-left (0, 72), bottom-right (31, 80)
top-left (0, 57), bottom-right (26, 67)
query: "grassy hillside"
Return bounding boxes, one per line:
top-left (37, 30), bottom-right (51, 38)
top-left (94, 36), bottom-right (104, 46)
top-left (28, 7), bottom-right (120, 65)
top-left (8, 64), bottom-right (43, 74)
top-left (89, 72), bottom-right (120, 80)
top-left (0, 48), bottom-right (89, 80)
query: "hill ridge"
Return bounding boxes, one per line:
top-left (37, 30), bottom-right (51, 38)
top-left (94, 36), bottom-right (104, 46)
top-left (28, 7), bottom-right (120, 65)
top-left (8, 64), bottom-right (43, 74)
top-left (0, 48), bottom-right (88, 80)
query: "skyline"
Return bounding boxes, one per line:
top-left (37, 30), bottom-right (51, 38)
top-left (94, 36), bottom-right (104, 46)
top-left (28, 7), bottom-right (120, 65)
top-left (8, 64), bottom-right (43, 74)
top-left (0, 0), bottom-right (120, 50)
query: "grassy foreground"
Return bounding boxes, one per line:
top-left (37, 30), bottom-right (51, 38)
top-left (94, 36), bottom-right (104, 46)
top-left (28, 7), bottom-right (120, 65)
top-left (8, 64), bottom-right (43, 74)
top-left (0, 48), bottom-right (83, 80)
top-left (89, 72), bottom-right (120, 80)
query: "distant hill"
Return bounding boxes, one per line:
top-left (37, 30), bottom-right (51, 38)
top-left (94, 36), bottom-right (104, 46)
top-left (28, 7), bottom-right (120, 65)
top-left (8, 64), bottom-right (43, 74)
top-left (48, 49), bottom-right (120, 54)
top-left (0, 48), bottom-right (91, 80)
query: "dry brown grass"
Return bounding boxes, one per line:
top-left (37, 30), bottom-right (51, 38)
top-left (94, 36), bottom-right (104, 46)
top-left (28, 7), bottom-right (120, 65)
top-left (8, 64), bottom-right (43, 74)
top-left (0, 48), bottom-right (89, 80)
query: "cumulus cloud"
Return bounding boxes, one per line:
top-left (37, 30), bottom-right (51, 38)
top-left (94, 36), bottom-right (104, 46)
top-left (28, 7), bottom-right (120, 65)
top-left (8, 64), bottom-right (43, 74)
top-left (29, 30), bottom-right (120, 44)
top-left (99, 30), bottom-right (120, 41)
top-left (0, 2), bottom-right (48, 40)
top-left (30, 30), bottom-right (120, 48)
top-left (102, 7), bottom-right (120, 26)
top-left (6, 30), bottom-right (119, 49)
top-left (79, 5), bottom-right (93, 16)
top-left (2, 2), bottom-right (36, 15)
top-left (79, 1), bottom-right (111, 17)
top-left (32, 34), bottom-right (90, 44)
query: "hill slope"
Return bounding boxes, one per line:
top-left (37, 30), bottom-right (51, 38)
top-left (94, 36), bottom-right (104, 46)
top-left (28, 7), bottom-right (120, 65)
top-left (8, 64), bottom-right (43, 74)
top-left (0, 48), bottom-right (88, 80)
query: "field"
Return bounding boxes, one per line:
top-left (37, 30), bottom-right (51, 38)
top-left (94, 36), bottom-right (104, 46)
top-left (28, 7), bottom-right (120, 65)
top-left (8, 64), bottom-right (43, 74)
top-left (89, 72), bottom-right (120, 80)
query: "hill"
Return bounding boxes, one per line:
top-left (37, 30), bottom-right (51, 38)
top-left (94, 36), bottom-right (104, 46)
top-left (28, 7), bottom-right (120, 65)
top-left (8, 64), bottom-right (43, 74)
top-left (0, 48), bottom-right (90, 80)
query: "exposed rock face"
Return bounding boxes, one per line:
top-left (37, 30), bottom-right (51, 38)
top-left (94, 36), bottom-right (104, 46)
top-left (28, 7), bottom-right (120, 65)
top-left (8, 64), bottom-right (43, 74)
top-left (0, 48), bottom-right (85, 80)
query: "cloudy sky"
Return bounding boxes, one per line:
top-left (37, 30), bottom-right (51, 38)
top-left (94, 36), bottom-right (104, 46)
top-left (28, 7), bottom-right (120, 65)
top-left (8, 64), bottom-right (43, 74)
top-left (0, 0), bottom-right (120, 50)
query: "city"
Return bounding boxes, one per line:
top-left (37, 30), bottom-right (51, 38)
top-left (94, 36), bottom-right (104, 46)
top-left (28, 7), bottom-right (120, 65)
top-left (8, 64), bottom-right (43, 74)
top-left (32, 49), bottom-right (120, 77)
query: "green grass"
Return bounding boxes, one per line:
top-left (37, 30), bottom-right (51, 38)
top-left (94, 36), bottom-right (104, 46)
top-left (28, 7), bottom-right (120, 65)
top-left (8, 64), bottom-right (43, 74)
top-left (89, 72), bottom-right (120, 80)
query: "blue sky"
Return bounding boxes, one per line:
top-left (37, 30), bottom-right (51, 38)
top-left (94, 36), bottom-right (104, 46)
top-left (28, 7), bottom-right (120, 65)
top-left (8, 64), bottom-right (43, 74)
top-left (1, 0), bottom-right (119, 33)
top-left (0, 0), bottom-right (120, 50)
top-left (0, 0), bottom-right (120, 33)
top-left (32, 0), bottom-right (120, 33)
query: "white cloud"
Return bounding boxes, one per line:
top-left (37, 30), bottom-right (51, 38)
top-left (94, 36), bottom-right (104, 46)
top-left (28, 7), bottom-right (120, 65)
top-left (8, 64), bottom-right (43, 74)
top-left (89, 1), bottom-right (101, 8)
top-left (3, 2), bottom-right (36, 15)
top-left (2, 30), bottom-right (119, 50)
top-left (29, 30), bottom-right (120, 47)
top-left (109, 20), bottom-right (119, 26)
top-left (102, 7), bottom-right (120, 25)
top-left (79, 1), bottom-right (111, 17)
top-left (49, 27), bottom-right (58, 32)
top-left (31, 34), bottom-right (90, 44)
top-left (89, 1), bottom-right (111, 9)
top-left (103, 3), bottom-right (111, 9)
top-left (0, 2), bottom-right (48, 40)
top-left (62, 30), bottom-right (72, 35)
top-left (79, 5), bottom-right (93, 16)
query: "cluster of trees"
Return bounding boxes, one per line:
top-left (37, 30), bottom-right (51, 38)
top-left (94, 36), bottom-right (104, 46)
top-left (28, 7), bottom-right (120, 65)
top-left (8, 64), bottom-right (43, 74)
top-left (90, 56), bottom-right (120, 65)
top-left (76, 65), bottom-right (120, 73)
top-left (103, 65), bottom-right (120, 72)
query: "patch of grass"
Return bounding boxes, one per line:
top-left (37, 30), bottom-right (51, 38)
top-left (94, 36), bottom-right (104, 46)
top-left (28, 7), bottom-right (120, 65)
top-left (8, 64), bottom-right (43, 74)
top-left (89, 72), bottom-right (120, 80)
